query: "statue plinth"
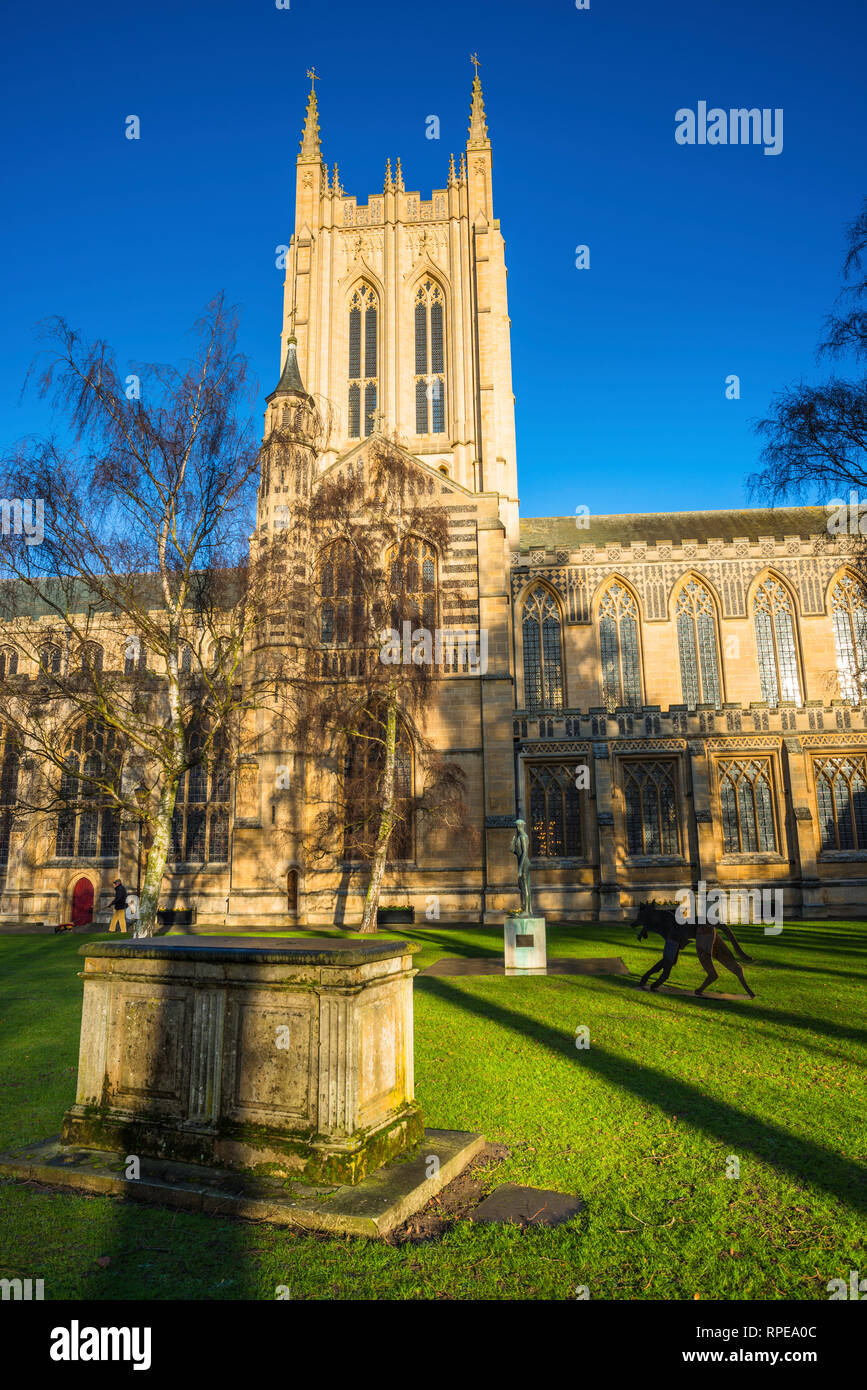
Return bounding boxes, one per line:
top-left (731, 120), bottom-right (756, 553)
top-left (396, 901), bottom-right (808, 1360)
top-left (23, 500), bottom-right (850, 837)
top-left (61, 936), bottom-right (423, 1186)
top-left (503, 914), bottom-right (547, 975)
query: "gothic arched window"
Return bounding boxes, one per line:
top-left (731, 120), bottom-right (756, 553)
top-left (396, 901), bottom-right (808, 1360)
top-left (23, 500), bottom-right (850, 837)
top-left (623, 761), bottom-right (680, 856)
top-left (676, 579), bottom-right (721, 707)
top-left (39, 643), bottom-right (62, 676)
top-left (0, 725), bottom-right (20, 885)
top-left (830, 574), bottom-right (867, 703)
top-left (320, 540), bottom-right (364, 645)
top-left (526, 763), bottom-right (582, 858)
top-left (343, 716), bottom-right (414, 862)
top-left (80, 642), bottom-right (103, 674)
top-left (814, 754), bottom-right (867, 849)
top-left (522, 586), bottom-right (563, 713)
top-left (599, 582), bottom-right (642, 710)
top-left (414, 279), bottom-right (446, 435)
top-left (124, 635), bottom-right (147, 677)
top-left (169, 729), bottom-right (230, 864)
top-left (388, 537), bottom-right (437, 632)
top-left (752, 578), bottom-right (801, 706)
top-left (348, 283), bottom-right (378, 438)
top-left (55, 719), bottom-right (121, 859)
top-left (718, 757), bottom-right (777, 854)
top-left (0, 647), bottom-right (18, 679)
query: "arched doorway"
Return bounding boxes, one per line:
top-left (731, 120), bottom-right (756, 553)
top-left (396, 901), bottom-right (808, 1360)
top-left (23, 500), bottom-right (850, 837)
top-left (287, 868), bottom-right (298, 915)
top-left (71, 877), bottom-right (94, 926)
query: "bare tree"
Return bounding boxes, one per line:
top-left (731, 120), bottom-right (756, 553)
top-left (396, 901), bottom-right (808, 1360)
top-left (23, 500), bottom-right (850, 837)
top-left (283, 439), bottom-right (471, 933)
top-left (749, 197), bottom-right (867, 506)
top-left (0, 297), bottom-right (280, 935)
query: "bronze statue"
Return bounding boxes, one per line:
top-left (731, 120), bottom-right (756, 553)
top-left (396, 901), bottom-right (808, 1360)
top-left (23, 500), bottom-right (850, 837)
top-left (509, 818), bottom-right (532, 915)
top-left (632, 901), bottom-right (756, 998)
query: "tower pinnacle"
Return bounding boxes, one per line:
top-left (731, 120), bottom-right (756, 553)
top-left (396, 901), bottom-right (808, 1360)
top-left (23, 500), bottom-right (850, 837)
top-left (266, 337), bottom-right (308, 402)
top-left (467, 54), bottom-right (489, 147)
top-left (298, 69), bottom-right (323, 162)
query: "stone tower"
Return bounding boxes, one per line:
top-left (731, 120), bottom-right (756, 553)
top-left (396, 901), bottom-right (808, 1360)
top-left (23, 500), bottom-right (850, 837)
top-left (279, 63), bottom-right (519, 543)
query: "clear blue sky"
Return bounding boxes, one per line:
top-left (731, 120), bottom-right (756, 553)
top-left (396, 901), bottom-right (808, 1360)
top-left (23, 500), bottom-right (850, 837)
top-left (1, 0), bottom-right (865, 519)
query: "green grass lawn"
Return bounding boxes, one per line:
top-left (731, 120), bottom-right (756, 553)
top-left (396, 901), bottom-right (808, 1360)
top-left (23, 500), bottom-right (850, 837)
top-left (0, 920), bottom-right (865, 1300)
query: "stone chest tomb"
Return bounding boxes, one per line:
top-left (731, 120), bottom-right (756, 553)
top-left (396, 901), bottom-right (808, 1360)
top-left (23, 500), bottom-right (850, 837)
top-left (61, 936), bottom-right (423, 1185)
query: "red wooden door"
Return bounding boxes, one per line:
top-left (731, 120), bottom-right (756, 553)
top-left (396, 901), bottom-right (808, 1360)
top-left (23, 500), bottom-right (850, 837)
top-left (71, 877), bottom-right (94, 926)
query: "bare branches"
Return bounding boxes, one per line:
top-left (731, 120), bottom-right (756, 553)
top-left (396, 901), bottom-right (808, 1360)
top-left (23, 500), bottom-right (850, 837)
top-left (749, 197), bottom-right (867, 507)
top-left (279, 437), bottom-right (470, 921)
top-left (0, 297), bottom-right (276, 934)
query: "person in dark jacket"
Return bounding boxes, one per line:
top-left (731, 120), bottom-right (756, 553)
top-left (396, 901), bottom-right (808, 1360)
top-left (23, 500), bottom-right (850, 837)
top-left (108, 879), bottom-right (128, 933)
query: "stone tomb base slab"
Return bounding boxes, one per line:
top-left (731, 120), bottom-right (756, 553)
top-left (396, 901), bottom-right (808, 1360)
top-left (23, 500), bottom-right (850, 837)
top-left (469, 1184), bottom-right (585, 1229)
top-left (421, 956), bottom-right (630, 978)
top-left (0, 1129), bottom-right (485, 1240)
top-left (61, 935), bottom-right (425, 1187)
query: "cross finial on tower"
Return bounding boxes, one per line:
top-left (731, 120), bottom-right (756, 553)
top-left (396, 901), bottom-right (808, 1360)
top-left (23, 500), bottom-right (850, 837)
top-left (307, 66), bottom-right (319, 92)
top-left (470, 52), bottom-right (480, 78)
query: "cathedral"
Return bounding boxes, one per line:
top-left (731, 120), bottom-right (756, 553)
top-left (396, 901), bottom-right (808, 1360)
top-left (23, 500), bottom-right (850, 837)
top-left (4, 69), bottom-right (867, 930)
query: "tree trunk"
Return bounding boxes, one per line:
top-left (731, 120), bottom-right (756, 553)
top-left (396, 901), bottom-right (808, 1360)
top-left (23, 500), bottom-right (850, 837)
top-left (134, 776), bottom-right (179, 937)
top-left (135, 653), bottom-right (184, 938)
top-left (359, 693), bottom-right (398, 934)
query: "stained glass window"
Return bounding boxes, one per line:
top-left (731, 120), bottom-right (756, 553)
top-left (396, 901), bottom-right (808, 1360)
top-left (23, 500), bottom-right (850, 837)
top-left (623, 761), bottom-right (679, 855)
top-left (718, 758), bottom-right (777, 853)
top-left (343, 716), bottom-right (413, 862)
top-left (40, 643), bottom-right (62, 675)
top-left (814, 755), bottom-right (867, 850)
top-left (54, 720), bottom-right (121, 859)
top-left (347, 283), bottom-right (378, 438)
top-left (80, 642), bottom-right (103, 673)
top-left (752, 579), bottom-right (801, 706)
top-left (598, 582), bottom-right (642, 710)
top-left (124, 635), bottom-right (147, 677)
top-left (320, 539), bottom-right (365, 646)
top-left (169, 729), bottom-right (230, 864)
top-left (0, 725), bottom-right (19, 884)
top-left (388, 537), bottom-right (437, 632)
top-left (830, 575), bottom-right (867, 703)
top-left (413, 280), bottom-right (446, 435)
top-left (526, 764), bottom-right (582, 857)
top-left (676, 579), bottom-right (721, 707)
top-left (348, 383), bottom-right (361, 439)
top-left (0, 648), bottom-right (17, 679)
top-left (522, 586), bottom-right (563, 712)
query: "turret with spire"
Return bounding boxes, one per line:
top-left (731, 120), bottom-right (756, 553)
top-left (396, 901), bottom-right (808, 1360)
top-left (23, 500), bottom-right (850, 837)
top-left (266, 337), bottom-right (308, 404)
top-left (298, 67), bottom-right (324, 164)
top-left (258, 336), bottom-right (319, 546)
top-left (465, 53), bottom-right (492, 222)
top-left (295, 66), bottom-right (326, 233)
top-left (467, 52), bottom-right (490, 147)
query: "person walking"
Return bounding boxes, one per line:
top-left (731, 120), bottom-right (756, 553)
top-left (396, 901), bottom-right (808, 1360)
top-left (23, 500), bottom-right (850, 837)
top-left (108, 878), bottom-right (128, 933)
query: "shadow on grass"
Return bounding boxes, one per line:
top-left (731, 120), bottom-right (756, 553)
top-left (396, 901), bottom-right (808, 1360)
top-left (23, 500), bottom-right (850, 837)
top-left (416, 976), bottom-right (867, 1215)
top-left (400, 928), bottom-right (502, 959)
top-left (601, 969), bottom-right (867, 1047)
top-left (739, 957), bottom-right (867, 984)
